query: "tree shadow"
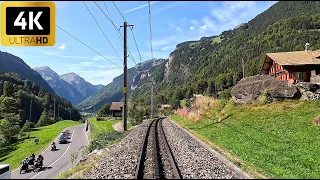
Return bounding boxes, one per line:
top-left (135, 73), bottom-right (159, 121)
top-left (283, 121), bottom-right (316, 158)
top-left (0, 146), bottom-right (18, 160)
top-left (0, 154), bottom-right (12, 162)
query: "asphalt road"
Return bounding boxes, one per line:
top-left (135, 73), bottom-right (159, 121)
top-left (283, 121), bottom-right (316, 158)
top-left (11, 124), bottom-right (89, 179)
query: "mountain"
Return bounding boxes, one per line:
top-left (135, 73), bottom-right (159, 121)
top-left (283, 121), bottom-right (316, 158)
top-left (94, 85), bottom-right (104, 91)
top-left (34, 66), bottom-right (85, 105)
top-left (60, 72), bottom-right (98, 98)
top-left (0, 51), bottom-right (54, 94)
top-left (129, 1), bottom-right (320, 107)
top-left (77, 59), bottom-right (167, 111)
top-left (0, 70), bottom-right (81, 127)
top-left (78, 1), bottom-right (320, 111)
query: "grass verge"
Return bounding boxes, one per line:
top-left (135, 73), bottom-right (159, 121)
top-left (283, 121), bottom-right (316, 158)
top-left (88, 117), bottom-right (121, 138)
top-left (170, 99), bottom-right (320, 179)
top-left (0, 120), bottom-right (82, 170)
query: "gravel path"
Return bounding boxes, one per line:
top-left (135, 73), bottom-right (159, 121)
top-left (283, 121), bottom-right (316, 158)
top-left (162, 118), bottom-right (249, 179)
top-left (85, 120), bottom-right (152, 179)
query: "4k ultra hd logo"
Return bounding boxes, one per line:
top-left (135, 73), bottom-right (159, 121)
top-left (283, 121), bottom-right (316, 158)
top-left (1, 2), bottom-right (56, 46)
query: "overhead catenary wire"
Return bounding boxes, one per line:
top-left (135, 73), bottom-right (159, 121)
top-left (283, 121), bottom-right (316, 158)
top-left (83, 1), bottom-right (122, 63)
top-left (56, 25), bottom-right (122, 69)
top-left (112, 1), bottom-right (143, 65)
top-left (93, 1), bottom-right (137, 66)
top-left (103, 1), bottom-right (125, 48)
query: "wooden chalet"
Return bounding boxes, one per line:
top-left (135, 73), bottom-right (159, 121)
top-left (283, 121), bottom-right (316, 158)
top-left (260, 50), bottom-right (320, 84)
top-left (109, 102), bottom-right (124, 118)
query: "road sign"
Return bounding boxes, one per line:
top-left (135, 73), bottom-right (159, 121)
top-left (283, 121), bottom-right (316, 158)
top-left (1, 2), bottom-right (56, 46)
top-left (34, 138), bottom-right (39, 144)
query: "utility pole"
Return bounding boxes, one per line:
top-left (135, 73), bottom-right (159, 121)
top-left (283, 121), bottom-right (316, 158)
top-left (58, 103), bottom-right (60, 120)
top-left (28, 99), bottom-right (32, 138)
top-left (151, 82), bottom-right (153, 119)
top-left (120, 21), bottom-right (134, 131)
top-left (70, 110), bottom-right (71, 120)
top-left (54, 99), bottom-right (56, 121)
top-left (242, 58), bottom-right (245, 78)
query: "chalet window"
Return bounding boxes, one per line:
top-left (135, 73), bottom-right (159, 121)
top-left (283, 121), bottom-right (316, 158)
top-left (289, 72), bottom-right (292, 79)
top-left (296, 72), bottom-right (303, 80)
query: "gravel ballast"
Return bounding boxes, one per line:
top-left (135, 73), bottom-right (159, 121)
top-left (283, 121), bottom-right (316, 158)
top-left (162, 118), bottom-right (250, 179)
top-left (85, 118), bottom-right (251, 179)
top-left (85, 120), bottom-right (152, 179)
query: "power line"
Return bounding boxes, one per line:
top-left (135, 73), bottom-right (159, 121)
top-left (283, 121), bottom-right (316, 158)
top-left (93, 1), bottom-right (137, 66)
top-left (112, 1), bottom-right (142, 65)
top-left (56, 25), bottom-right (122, 69)
top-left (103, 1), bottom-right (124, 47)
top-left (83, 1), bottom-right (122, 63)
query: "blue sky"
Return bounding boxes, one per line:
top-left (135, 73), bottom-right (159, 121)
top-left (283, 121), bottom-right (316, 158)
top-left (0, 1), bottom-right (277, 85)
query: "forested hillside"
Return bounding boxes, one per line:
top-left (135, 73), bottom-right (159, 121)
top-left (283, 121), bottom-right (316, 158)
top-left (130, 1), bottom-right (320, 108)
top-left (0, 51), bottom-right (54, 94)
top-left (77, 59), bottom-right (167, 111)
top-left (0, 71), bottom-right (81, 145)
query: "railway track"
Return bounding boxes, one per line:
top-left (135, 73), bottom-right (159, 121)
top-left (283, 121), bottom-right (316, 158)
top-left (135, 118), bottom-right (182, 179)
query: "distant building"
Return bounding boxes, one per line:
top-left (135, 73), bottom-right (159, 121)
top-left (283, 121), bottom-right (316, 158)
top-left (110, 102), bottom-right (124, 118)
top-left (260, 50), bottom-right (320, 84)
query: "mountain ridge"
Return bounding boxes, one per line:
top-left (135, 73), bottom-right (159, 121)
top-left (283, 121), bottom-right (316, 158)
top-left (33, 66), bottom-right (101, 105)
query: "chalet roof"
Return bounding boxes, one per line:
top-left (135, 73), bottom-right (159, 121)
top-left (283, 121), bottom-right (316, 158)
top-left (266, 50), bottom-right (320, 66)
top-left (110, 102), bottom-right (124, 111)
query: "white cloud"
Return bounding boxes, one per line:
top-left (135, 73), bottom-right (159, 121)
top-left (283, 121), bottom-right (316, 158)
top-left (176, 27), bottom-right (183, 32)
top-left (211, 1), bottom-right (256, 23)
top-left (125, 1), bottom-right (159, 13)
top-left (198, 16), bottom-right (216, 33)
top-left (80, 62), bottom-right (93, 66)
top-left (93, 56), bottom-right (104, 61)
top-left (58, 44), bottom-right (66, 50)
top-left (190, 19), bottom-right (199, 27)
top-left (200, 25), bottom-right (207, 30)
top-left (190, 26), bottom-right (195, 30)
top-left (140, 2), bottom-right (180, 20)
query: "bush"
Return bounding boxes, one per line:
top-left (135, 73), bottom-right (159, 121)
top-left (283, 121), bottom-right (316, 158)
top-left (260, 88), bottom-right (277, 104)
top-left (218, 88), bottom-right (232, 100)
top-left (96, 117), bottom-right (104, 121)
top-left (87, 131), bottom-right (124, 153)
top-left (129, 106), bottom-right (144, 126)
top-left (21, 120), bottom-right (35, 132)
top-left (36, 111), bottom-right (53, 127)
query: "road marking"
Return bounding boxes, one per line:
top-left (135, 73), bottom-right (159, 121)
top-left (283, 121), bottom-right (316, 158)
top-left (11, 127), bottom-right (65, 174)
top-left (30, 128), bottom-right (76, 179)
